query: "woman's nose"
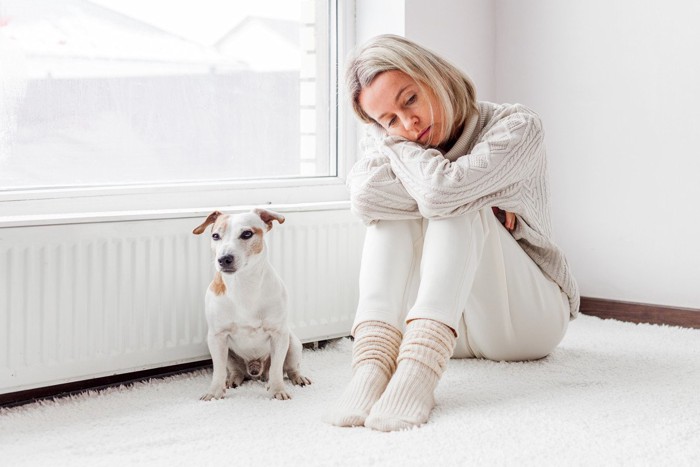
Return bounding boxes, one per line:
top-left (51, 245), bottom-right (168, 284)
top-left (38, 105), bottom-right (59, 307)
top-left (402, 115), bottom-right (418, 131)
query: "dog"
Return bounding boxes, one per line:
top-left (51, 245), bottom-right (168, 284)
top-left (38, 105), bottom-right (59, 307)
top-left (193, 208), bottom-right (311, 400)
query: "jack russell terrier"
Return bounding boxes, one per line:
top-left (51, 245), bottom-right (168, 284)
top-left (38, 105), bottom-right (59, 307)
top-left (193, 208), bottom-right (311, 400)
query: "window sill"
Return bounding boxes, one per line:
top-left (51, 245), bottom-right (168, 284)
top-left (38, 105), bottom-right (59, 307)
top-left (0, 176), bottom-right (351, 227)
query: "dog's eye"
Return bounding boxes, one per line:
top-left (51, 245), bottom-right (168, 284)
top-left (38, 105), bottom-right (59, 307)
top-left (239, 230), bottom-right (253, 240)
top-left (212, 233), bottom-right (221, 240)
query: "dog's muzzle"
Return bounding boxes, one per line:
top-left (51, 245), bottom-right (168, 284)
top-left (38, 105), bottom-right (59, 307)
top-left (217, 254), bottom-right (236, 273)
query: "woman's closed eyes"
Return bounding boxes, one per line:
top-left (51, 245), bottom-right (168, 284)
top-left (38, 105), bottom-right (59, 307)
top-left (387, 94), bottom-right (417, 128)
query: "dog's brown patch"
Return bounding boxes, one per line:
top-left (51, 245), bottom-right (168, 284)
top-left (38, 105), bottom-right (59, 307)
top-left (254, 208), bottom-right (285, 231)
top-left (209, 271), bottom-right (226, 296)
top-left (193, 211), bottom-right (223, 235)
top-left (249, 227), bottom-right (264, 255)
top-left (212, 215), bottom-right (228, 238)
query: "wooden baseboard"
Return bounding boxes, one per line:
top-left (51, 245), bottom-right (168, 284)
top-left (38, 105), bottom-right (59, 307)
top-left (0, 360), bottom-right (213, 408)
top-left (580, 297), bottom-right (700, 329)
top-left (0, 341), bottom-right (335, 408)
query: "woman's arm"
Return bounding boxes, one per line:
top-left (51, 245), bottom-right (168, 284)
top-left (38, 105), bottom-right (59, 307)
top-left (347, 125), bottom-right (422, 224)
top-left (380, 105), bottom-right (545, 218)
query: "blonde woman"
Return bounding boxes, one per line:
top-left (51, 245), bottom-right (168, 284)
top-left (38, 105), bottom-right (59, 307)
top-left (325, 35), bottom-right (580, 431)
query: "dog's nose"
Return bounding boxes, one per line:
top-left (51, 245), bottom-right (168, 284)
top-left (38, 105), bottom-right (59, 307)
top-left (218, 254), bottom-right (234, 268)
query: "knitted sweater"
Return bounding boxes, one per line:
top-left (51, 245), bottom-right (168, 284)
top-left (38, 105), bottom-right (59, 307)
top-left (347, 101), bottom-right (580, 318)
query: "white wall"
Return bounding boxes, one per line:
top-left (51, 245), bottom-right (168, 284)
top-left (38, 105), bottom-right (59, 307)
top-left (355, 0), bottom-right (700, 309)
top-left (356, 0), bottom-right (496, 101)
top-left (495, 0), bottom-right (700, 309)
top-left (405, 0), bottom-right (496, 102)
top-left (356, 0), bottom-right (405, 43)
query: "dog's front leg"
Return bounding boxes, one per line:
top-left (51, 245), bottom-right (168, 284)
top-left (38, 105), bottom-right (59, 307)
top-left (201, 332), bottom-right (229, 401)
top-left (267, 330), bottom-right (291, 400)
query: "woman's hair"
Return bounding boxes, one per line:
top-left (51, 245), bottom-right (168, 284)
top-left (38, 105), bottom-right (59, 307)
top-left (345, 34), bottom-right (478, 145)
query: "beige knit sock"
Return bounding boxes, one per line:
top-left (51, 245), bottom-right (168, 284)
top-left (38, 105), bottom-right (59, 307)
top-left (324, 320), bottom-right (402, 427)
top-left (364, 319), bottom-right (456, 432)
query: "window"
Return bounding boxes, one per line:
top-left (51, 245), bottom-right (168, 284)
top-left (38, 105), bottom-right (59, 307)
top-left (0, 0), bottom-right (348, 206)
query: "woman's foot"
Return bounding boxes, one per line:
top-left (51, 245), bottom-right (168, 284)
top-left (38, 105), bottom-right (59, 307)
top-left (324, 362), bottom-right (390, 427)
top-left (365, 319), bottom-right (456, 431)
top-left (324, 321), bottom-right (402, 427)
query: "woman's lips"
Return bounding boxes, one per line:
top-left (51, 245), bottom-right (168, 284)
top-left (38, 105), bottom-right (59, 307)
top-left (418, 126), bottom-right (431, 143)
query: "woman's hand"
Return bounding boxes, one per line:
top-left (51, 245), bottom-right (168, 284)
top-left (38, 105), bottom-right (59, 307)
top-left (504, 211), bottom-right (516, 231)
top-left (492, 207), bottom-right (516, 231)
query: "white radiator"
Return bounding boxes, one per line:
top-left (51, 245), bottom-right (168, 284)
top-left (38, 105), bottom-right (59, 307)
top-left (0, 204), bottom-right (365, 394)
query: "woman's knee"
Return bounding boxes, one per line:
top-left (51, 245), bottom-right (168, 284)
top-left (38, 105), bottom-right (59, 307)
top-left (370, 218), bottom-right (424, 243)
top-left (424, 209), bottom-right (489, 238)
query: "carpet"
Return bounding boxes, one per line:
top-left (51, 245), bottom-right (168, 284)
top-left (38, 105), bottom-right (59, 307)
top-left (1, 315), bottom-right (699, 466)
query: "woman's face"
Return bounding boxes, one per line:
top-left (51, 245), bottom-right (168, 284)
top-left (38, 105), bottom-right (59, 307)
top-left (358, 70), bottom-right (445, 147)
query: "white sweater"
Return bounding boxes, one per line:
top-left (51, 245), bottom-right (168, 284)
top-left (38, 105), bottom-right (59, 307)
top-left (347, 101), bottom-right (580, 318)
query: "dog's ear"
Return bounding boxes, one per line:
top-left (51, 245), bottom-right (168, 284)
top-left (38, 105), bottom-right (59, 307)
top-left (193, 211), bottom-right (223, 235)
top-left (254, 208), bottom-right (285, 230)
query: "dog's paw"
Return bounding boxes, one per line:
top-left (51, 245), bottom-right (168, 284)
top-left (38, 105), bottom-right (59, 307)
top-left (271, 390), bottom-right (292, 401)
top-left (267, 384), bottom-right (291, 400)
top-left (200, 388), bottom-right (225, 401)
top-left (289, 373), bottom-right (312, 387)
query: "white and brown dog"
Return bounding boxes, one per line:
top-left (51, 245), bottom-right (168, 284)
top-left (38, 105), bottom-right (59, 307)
top-left (193, 208), bottom-right (310, 400)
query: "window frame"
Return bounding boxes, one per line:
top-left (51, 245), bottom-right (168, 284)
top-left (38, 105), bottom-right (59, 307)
top-left (0, 0), bottom-right (357, 225)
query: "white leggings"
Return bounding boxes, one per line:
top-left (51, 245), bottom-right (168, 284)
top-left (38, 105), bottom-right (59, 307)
top-left (353, 207), bottom-right (570, 361)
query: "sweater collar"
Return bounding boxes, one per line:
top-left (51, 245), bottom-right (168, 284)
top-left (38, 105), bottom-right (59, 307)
top-left (442, 109), bottom-right (480, 162)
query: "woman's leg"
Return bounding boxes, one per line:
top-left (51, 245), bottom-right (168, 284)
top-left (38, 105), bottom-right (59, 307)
top-left (365, 208), bottom-right (570, 431)
top-left (366, 211), bottom-right (489, 431)
top-left (454, 209), bottom-right (570, 362)
top-left (351, 218), bottom-right (424, 333)
top-left (325, 218), bottom-right (423, 427)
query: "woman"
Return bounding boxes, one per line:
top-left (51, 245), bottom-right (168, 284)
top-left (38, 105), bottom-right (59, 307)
top-left (326, 35), bottom-right (579, 432)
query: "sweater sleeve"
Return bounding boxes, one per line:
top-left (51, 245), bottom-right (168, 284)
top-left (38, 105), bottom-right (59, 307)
top-left (379, 104), bottom-right (544, 218)
top-left (346, 125), bottom-right (422, 224)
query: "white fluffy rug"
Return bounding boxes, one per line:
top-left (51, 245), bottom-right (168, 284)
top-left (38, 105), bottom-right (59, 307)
top-left (2, 315), bottom-right (699, 467)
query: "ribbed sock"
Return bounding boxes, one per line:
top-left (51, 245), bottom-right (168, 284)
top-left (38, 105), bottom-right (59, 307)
top-left (364, 319), bottom-right (456, 431)
top-left (324, 320), bottom-right (402, 427)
